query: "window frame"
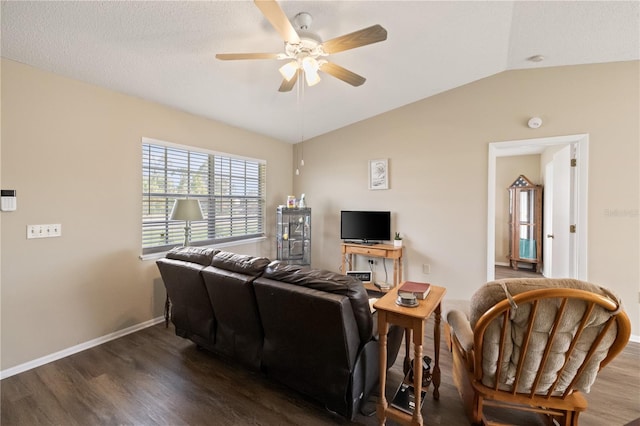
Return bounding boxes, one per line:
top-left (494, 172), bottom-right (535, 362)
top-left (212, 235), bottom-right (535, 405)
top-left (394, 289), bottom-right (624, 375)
top-left (142, 137), bottom-right (266, 255)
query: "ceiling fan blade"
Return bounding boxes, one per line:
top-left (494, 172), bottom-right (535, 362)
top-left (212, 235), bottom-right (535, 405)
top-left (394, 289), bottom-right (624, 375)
top-left (322, 24), bottom-right (387, 54)
top-left (278, 69), bottom-right (300, 92)
top-left (320, 62), bottom-right (366, 87)
top-left (254, 0), bottom-right (301, 44)
top-left (216, 53), bottom-right (283, 60)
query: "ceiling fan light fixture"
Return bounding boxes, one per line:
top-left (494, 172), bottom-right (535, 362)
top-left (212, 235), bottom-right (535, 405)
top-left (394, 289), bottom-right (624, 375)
top-left (216, 2), bottom-right (388, 92)
top-left (279, 61), bottom-right (298, 81)
top-left (302, 56), bottom-right (321, 86)
top-left (304, 69), bottom-right (321, 86)
top-left (301, 56), bottom-right (319, 73)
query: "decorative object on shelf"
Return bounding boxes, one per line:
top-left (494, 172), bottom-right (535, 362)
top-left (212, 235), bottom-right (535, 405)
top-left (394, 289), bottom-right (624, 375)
top-left (508, 175), bottom-right (543, 272)
top-left (298, 193), bottom-right (306, 208)
top-left (276, 206), bottom-right (311, 265)
top-left (369, 158), bottom-right (389, 190)
top-left (394, 232), bottom-right (403, 247)
top-left (287, 195), bottom-right (296, 208)
top-left (170, 199), bottom-right (204, 246)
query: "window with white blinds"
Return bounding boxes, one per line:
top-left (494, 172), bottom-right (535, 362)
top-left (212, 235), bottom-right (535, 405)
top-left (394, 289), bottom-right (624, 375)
top-left (142, 140), bottom-right (266, 255)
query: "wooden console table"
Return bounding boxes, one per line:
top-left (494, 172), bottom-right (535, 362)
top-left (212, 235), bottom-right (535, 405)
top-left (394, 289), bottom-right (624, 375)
top-left (374, 284), bottom-right (447, 425)
top-left (341, 243), bottom-right (403, 288)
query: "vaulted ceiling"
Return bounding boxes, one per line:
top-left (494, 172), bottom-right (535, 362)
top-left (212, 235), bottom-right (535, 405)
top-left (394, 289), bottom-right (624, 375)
top-left (2, 1), bottom-right (638, 143)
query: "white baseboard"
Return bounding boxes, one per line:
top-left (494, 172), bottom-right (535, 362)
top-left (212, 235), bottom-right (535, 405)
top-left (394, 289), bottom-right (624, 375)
top-left (630, 334), bottom-right (640, 343)
top-left (495, 262), bottom-right (510, 267)
top-left (0, 316), bottom-right (164, 380)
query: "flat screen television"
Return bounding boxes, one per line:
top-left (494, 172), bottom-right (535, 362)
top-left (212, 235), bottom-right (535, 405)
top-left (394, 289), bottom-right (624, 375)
top-left (340, 210), bottom-right (391, 243)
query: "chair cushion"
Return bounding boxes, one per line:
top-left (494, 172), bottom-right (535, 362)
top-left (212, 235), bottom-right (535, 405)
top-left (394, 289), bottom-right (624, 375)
top-left (469, 278), bottom-right (619, 327)
top-left (471, 278), bottom-right (623, 394)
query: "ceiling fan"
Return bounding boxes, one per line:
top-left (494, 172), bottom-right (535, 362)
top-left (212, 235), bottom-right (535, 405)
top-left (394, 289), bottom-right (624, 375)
top-left (216, 0), bottom-right (387, 92)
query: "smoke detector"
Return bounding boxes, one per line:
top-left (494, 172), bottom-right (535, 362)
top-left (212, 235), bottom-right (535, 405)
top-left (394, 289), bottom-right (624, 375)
top-left (528, 117), bottom-right (543, 129)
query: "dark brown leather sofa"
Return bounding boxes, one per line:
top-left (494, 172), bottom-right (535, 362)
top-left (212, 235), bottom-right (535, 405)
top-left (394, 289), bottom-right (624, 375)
top-left (156, 247), bottom-right (403, 420)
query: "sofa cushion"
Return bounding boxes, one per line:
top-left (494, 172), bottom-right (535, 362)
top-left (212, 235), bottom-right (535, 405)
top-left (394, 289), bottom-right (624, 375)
top-left (156, 255), bottom-right (217, 345)
top-left (201, 265), bottom-right (265, 370)
top-left (211, 251), bottom-right (270, 277)
top-left (166, 246), bottom-right (219, 266)
top-left (262, 261), bottom-right (373, 342)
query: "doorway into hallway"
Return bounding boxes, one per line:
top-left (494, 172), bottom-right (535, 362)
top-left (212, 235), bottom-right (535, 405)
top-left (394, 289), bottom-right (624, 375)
top-left (486, 134), bottom-right (589, 282)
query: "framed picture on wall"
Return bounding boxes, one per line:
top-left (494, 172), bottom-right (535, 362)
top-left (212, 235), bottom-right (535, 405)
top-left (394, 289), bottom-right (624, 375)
top-left (369, 158), bottom-right (389, 190)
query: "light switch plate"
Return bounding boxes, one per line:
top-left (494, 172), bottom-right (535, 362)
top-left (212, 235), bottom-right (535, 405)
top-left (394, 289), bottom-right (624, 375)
top-left (27, 224), bottom-right (62, 239)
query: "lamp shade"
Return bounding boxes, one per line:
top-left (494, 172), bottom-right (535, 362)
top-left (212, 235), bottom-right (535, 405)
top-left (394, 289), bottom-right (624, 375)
top-left (170, 199), bottom-right (203, 221)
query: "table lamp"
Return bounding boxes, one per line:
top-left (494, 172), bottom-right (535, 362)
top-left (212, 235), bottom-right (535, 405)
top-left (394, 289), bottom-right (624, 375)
top-left (170, 199), bottom-right (203, 246)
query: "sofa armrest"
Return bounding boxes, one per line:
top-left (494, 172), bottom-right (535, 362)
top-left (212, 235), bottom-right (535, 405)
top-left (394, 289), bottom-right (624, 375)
top-left (447, 309), bottom-right (474, 353)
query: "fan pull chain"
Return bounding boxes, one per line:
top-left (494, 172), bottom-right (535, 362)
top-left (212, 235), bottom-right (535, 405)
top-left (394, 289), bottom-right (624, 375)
top-left (295, 73), bottom-right (305, 176)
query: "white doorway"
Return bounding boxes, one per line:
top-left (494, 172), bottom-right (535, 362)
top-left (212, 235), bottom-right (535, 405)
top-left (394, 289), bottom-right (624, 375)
top-left (487, 134), bottom-right (589, 282)
top-left (543, 145), bottom-right (574, 278)
top-left (543, 160), bottom-right (555, 275)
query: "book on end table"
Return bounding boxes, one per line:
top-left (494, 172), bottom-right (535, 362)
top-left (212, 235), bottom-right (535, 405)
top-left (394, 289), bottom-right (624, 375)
top-left (399, 281), bottom-right (431, 299)
top-left (390, 382), bottom-right (427, 415)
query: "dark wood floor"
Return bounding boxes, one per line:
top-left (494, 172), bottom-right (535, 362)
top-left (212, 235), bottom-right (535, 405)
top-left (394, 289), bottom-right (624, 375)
top-left (1, 318), bottom-right (638, 425)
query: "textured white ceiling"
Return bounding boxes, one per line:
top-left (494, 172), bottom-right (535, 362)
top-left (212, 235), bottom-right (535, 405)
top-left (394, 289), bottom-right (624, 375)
top-left (2, 1), bottom-right (639, 143)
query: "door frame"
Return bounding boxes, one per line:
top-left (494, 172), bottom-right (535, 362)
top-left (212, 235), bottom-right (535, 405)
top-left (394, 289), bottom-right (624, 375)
top-left (487, 134), bottom-right (589, 282)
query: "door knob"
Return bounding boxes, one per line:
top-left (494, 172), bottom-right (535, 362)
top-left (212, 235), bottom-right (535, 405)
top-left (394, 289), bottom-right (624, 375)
top-left (547, 234), bottom-right (554, 238)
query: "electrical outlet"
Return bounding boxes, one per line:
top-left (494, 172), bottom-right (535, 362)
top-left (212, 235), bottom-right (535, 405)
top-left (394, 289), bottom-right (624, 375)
top-left (422, 264), bottom-right (431, 274)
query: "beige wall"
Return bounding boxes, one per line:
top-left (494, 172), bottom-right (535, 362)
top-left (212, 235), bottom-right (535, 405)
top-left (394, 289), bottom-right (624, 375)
top-left (495, 155), bottom-right (541, 265)
top-left (2, 59), bottom-right (638, 372)
top-left (0, 59), bottom-right (292, 370)
top-left (295, 61), bottom-right (640, 336)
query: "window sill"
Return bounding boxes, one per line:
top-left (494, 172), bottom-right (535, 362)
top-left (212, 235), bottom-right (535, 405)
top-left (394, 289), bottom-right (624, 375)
top-left (139, 236), bottom-right (268, 261)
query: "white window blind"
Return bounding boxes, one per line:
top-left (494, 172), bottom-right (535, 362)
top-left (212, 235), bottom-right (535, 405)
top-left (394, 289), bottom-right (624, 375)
top-left (142, 140), bottom-right (265, 254)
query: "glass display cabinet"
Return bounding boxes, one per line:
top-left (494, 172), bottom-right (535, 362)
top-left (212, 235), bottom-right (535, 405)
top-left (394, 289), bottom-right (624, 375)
top-left (508, 175), bottom-right (543, 272)
top-left (276, 207), bottom-right (311, 265)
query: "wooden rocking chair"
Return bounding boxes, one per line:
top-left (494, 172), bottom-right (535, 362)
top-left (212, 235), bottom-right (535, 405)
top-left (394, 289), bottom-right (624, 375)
top-left (446, 278), bottom-right (630, 426)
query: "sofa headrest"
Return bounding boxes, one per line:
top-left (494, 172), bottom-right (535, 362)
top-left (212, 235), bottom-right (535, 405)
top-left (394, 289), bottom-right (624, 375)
top-left (263, 261), bottom-right (373, 341)
top-left (211, 251), bottom-right (270, 277)
top-left (165, 247), bottom-right (219, 266)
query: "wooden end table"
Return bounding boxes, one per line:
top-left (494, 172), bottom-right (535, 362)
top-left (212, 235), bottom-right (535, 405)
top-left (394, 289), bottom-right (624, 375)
top-left (374, 284), bottom-right (446, 425)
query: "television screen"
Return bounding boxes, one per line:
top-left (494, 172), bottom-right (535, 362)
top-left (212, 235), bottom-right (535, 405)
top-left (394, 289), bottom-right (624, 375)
top-left (340, 211), bottom-right (391, 243)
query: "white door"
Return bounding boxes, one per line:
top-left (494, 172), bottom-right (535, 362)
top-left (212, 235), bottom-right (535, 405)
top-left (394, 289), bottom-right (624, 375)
top-left (543, 162), bottom-right (554, 276)
top-left (545, 145), bottom-right (573, 278)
